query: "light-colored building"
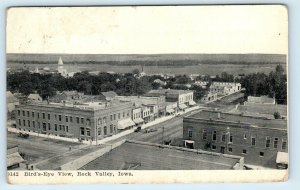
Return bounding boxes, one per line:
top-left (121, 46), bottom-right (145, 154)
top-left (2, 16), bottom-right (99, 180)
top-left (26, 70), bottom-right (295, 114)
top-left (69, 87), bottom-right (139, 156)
top-left (27, 94), bottom-right (43, 102)
top-left (7, 91), bottom-right (19, 113)
top-left (15, 101), bottom-right (134, 141)
top-left (209, 82), bottom-right (241, 96)
top-left (245, 96), bottom-right (276, 105)
top-left (57, 57), bottom-right (68, 77)
top-left (100, 91), bottom-right (118, 101)
top-left (7, 143), bottom-right (25, 170)
top-left (194, 81), bottom-right (209, 88)
top-left (146, 89), bottom-right (195, 110)
top-left (50, 91), bottom-right (84, 103)
top-left (200, 92), bottom-right (218, 103)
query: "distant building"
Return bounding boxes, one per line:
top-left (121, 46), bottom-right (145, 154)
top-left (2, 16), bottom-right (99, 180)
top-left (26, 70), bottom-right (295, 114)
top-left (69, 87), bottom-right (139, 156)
top-left (209, 82), bottom-right (241, 96)
top-left (194, 81), bottom-right (209, 88)
top-left (7, 91), bottom-right (19, 113)
top-left (245, 96), bottom-right (276, 105)
top-left (200, 92), bottom-right (218, 103)
top-left (99, 91), bottom-right (118, 101)
top-left (57, 57), bottom-right (68, 77)
top-left (50, 91), bottom-right (84, 103)
top-left (27, 94), bottom-right (43, 102)
top-left (153, 79), bottom-right (167, 86)
top-left (7, 143), bottom-right (25, 170)
top-left (183, 110), bottom-right (288, 168)
top-left (15, 101), bottom-right (134, 141)
top-left (146, 89), bottom-right (195, 110)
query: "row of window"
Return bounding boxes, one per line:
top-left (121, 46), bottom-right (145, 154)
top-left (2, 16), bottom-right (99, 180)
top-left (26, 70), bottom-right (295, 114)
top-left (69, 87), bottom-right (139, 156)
top-left (18, 119), bottom-right (69, 132)
top-left (188, 129), bottom-right (287, 150)
top-left (80, 125), bottom-right (116, 137)
top-left (17, 110), bottom-right (91, 126)
top-left (210, 145), bottom-right (266, 157)
top-left (97, 111), bottom-right (130, 126)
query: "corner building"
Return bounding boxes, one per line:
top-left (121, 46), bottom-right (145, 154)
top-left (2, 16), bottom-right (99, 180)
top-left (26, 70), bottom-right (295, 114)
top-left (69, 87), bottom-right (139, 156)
top-left (15, 101), bottom-right (134, 141)
top-left (183, 110), bottom-right (288, 168)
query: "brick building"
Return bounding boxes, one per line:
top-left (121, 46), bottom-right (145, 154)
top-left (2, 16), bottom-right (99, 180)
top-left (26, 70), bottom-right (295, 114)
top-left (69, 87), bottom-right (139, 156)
top-left (183, 110), bottom-right (287, 168)
top-left (15, 101), bottom-right (134, 142)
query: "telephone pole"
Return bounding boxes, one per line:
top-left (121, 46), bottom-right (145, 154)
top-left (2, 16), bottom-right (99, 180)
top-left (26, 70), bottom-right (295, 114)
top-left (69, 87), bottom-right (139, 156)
top-left (161, 126), bottom-right (164, 145)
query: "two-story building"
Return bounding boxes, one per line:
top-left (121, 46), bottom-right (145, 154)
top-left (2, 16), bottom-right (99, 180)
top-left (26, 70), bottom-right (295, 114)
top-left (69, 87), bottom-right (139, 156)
top-left (183, 110), bottom-right (287, 168)
top-left (15, 101), bottom-right (134, 142)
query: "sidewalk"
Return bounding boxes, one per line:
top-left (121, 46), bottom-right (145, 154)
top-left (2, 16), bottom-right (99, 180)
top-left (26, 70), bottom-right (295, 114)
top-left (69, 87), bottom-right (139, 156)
top-left (7, 105), bottom-right (201, 146)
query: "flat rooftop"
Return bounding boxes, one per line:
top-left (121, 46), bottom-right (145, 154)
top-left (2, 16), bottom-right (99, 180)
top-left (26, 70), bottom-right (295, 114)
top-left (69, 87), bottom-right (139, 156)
top-left (81, 141), bottom-right (241, 170)
top-left (148, 89), bottom-right (193, 95)
top-left (186, 110), bottom-right (287, 130)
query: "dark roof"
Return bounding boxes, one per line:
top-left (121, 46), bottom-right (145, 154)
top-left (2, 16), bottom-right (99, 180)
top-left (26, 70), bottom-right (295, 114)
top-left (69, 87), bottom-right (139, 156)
top-left (81, 141), bottom-right (240, 170)
top-left (186, 110), bottom-right (287, 130)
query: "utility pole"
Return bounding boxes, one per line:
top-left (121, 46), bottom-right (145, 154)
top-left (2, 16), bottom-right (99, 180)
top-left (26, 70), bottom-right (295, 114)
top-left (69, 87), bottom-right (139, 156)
top-left (162, 126), bottom-right (164, 145)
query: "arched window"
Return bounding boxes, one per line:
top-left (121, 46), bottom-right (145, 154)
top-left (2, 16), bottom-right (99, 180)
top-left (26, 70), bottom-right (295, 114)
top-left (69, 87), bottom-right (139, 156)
top-left (98, 118), bottom-right (102, 125)
top-left (104, 126), bottom-right (107, 135)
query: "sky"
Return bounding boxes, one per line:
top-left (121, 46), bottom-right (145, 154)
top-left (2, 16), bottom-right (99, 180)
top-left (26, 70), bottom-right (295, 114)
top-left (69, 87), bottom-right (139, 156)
top-left (6, 5), bottom-right (288, 54)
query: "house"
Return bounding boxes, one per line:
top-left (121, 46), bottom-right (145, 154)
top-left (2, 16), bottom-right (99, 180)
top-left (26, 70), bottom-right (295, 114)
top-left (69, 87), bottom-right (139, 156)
top-left (50, 91), bottom-right (84, 103)
top-left (27, 94), bottom-right (43, 102)
top-left (100, 91), bottom-right (118, 101)
top-left (7, 143), bottom-right (25, 170)
top-left (7, 91), bottom-right (19, 113)
top-left (153, 79), bottom-right (167, 86)
top-left (200, 92), bottom-right (218, 103)
top-left (245, 96), bottom-right (276, 105)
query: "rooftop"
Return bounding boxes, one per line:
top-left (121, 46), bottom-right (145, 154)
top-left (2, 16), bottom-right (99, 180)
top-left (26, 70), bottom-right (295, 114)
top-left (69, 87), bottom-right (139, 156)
top-left (247, 96), bottom-right (275, 104)
top-left (185, 110), bottom-right (287, 130)
top-left (148, 89), bottom-right (193, 95)
top-left (81, 141), bottom-right (242, 170)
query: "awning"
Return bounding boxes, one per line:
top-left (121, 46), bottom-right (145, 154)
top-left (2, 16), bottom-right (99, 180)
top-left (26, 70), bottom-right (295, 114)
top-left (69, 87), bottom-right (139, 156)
top-left (276, 152), bottom-right (288, 164)
top-left (189, 100), bottom-right (196, 106)
top-left (179, 104), bottom-right (188, 110)
top-left (166, 108), bottom-right (175, 113)
top-left (7, 152), bottom-right (24, 167)
top-left (118, 118), bottom-right (135, 130)
top-left (184, 140), bottom-right (195, 144)
top-left (133, 118), bottom-right (144, 124)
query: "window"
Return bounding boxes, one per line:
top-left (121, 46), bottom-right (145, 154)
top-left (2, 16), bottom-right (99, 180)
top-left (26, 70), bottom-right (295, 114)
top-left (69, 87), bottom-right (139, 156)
top-left (228, 147), bottom-right (233, 152)
top-left (86, 128), bottom-right (91, 136)
top-left (229, 134), bottom-right (233, 143)
top-left (127, 111), bottom-right (130, 117)
top-left (27, 120), bottom-right (30, 127)
top-left (110, 115), bottom-right (113, 121)
top-left (38, 122), bottom-right (40, 128)
top-left (212, 145), bottom-right (216, 150)
top-left (48, 114), bottom-right (50, 120)
top-left (104, 126), bottom-right (107, 135)
top-left (18, 110), bottom-right (20, 116)
top-left (114, 114), bottom-right (116, 120)
top-left (221, 134), bottom-right (226, 142)
top-left (98, 118), bottom-right (102, 125)
top-left (202, 130), bottom-right (207, 140)
top-left (123, 112), bottom-right (125, 117)
top-left (18, 119), bottom-right (21, 125)
top-left (59, 115), bottom-right (62, 121)
top-left (103, 117), bottom-right (107, 124)
top-left (32, 112), bottom-right (34, 117)
top-left (110, 125), bottom-right (113, 133)
top-left (266, 137), bottom-right (271, 148)
top-left (22, 111), bottom-right (25, 116)
top-left (70, 116), bottom-right (73, 123)
top-left (37, 112), bottom-right (40, 119)
top-left (98, 128), bottom-right (101, 136)
top-left (32, 121), bottom-right (35, 128)
top-left (282, 139), bottom-right (287, 150)
top-left (42, 113), bottom-right (45, 119)
top-left (65, 116), bottom-right (68, 122)
top-left (274, 138), bottom-right (279, 148)
top-left (55, 124), bottom-right (57, 131)
top-left (81, 118), bottom-right (84, 124)
top-left (66, 126), bottom-right (68, 132)
top-left (260, 152), bottom-right (264, 157)
top-left (59, 125), bottom-right (61, 131)
top-left (251, 137), bottom-right (256, 146)
top-left (212, 131), bottom-right (217, 141)
top-left (86, 119), bottom-right (91, 126)
top-left (118, 113), bottom-right (120, 119)
top-left (55, 114), bottom-right (57, 120)
top-left (27, 111), bottom-right (30, 117)
top-left (242, 149), bottom-right (247, 154)
top-left (188, 129), bottom-right (193, 138)
top-left (23, 120), bottom-right (26, 126)
top-left (62, 125), bottom-right (65, 131)
top-left (80, 127), bottom-right (85, 135)
top-left (76, 117), bottom-right (79, 124)
top-left (244, 133), bottom-right (247, 139)
top-left (48, 123), bottom-right (51, 130)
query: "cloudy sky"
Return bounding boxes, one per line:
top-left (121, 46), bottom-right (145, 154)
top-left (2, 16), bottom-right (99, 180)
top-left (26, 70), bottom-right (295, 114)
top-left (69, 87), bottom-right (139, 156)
top-left (6, 5), bottom-right (288, 54)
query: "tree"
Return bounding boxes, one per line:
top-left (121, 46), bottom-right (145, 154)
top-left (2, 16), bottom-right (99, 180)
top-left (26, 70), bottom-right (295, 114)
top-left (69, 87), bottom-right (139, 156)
top-left (132, 68), bottom-right (140, 76)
